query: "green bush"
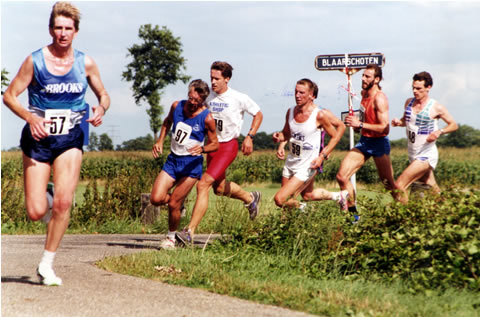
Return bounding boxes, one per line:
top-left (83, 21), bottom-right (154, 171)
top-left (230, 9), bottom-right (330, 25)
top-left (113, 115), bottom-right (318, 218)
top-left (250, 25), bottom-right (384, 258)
top-left (237, 189), bottom-right (480, 293)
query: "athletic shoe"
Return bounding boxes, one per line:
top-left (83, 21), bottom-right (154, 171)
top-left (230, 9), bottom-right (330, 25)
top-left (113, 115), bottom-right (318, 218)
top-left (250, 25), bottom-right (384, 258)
top-left (298, 202), bottom-right (307, 212)
top-left (43, 182), bottom-right (54, 224)
top-left (180, 203), bottom-right (187, 218)
top-left (37, 265), bottom-right (62, 286)
top-left (159, 237), bottom-right (176, 250)
top-left (246, 191), bottom-right (261, 220)
top-left (338, 190), bottom-right (349, 212)
top-left (352, 215), bottom-right (361, 225)
top-left (175, 228), bottom-right (193, 246)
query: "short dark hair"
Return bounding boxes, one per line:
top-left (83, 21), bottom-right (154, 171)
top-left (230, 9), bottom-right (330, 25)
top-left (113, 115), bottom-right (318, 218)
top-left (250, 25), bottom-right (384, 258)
top-left (296, 78), bottom-right (318, 99)
top-left (188, 79), bottom-right (210, 102)
top-left (413, 71), bottom-right (433, 88)
top-left (366, 64), bottom-right (383, 89)
top-left (211, 61), bottom-right (233, 79)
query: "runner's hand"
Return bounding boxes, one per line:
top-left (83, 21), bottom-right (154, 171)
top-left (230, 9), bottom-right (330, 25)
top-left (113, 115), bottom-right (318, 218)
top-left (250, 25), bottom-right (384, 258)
top-left (345, 115), bottom-right (361, 128)
top-left (187, 145), bottom-right (203, 156)
top-left (391, 118), bottom-right (402, 127)
top-left (310, 156), bottom-right (324, 169)
top-left (152, 142), bottom-right (163, 158)
top-left (242, 137), bottom-right (253, 156)
top-left (87, 105), bottom-right (104, 127)
top-left (426, 130), bottom-right (442, 143)
top-left (272, 132), bottom-right (284, 143)
top-left (28, 115), bottom-right (50, 141)
top-left (276, 147), bottom-right (285, 160)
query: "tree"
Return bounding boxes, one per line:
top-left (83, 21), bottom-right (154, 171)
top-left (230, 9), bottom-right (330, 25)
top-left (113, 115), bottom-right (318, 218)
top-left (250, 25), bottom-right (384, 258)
top-left (122, 24), bottom-right (190, 140)
top-left (437, 124), bottom-right (480, 148)
top-left (1, 68), bottom-right (10, 95)
top-left (116, 134), bottom-right (155, 151)
top-left (87, 132), bottom-right (100, 151)
top-left (98, 133), bottom-right (114, 151)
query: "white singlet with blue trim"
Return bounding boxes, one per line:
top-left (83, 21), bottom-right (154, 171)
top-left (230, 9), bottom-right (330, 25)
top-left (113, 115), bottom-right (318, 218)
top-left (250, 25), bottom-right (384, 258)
top-left (405, 98), bottom-right (439, 169)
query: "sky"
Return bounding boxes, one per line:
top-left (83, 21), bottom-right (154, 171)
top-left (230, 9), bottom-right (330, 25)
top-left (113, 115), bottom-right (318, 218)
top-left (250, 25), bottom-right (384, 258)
top-left (2, 1), bottom-right (480, 150)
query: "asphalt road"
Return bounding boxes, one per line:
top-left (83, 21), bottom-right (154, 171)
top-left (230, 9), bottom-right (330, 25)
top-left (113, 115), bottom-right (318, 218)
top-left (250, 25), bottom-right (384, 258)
top-left (1, 234), bottom-right (315, 317)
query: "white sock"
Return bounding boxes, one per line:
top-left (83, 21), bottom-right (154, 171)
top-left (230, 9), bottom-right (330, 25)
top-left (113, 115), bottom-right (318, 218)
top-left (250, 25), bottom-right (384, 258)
top-left (39, 250), bottom-right (56, 269)
top-left (331, 192), bottom-right (340, 201)
top-left (167, 231), bottom-right (176, 241)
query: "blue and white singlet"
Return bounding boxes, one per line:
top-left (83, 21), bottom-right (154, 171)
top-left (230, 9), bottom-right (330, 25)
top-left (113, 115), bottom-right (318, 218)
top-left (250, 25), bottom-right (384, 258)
top-left (170, 100), bottom-right (210, 156)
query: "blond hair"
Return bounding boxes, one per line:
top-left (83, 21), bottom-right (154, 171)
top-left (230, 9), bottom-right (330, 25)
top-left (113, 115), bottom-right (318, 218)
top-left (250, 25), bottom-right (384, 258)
top-left (49, 2), bottom-right (81, 31)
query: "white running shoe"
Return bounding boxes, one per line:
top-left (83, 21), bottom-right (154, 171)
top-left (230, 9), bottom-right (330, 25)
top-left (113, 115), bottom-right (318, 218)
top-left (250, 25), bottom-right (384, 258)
top-left (338, 190), bottom-right (349, 212)
top-left (37, 264), bottom-right (62, 286)
top-left (159, 237), bottom-right (176, 250)
top-left (298, 202), bottom-right (307, 212)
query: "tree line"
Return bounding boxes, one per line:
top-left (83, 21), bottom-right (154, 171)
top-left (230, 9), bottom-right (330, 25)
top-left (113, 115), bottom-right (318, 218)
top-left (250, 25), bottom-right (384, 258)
top-left (84, 124), bottom-right (480, 152)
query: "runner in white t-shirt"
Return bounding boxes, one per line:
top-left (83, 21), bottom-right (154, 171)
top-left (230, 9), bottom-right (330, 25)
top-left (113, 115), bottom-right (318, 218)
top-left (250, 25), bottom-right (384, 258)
top-left (177, 61), bottom-right (263, 244)
top-left (392, 71), bottom-right (457, 204)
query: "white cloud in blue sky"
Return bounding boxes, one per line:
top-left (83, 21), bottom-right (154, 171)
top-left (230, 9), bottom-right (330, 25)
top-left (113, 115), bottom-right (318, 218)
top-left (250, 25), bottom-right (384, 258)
top-left (2, 1), bottom-right (480, 149)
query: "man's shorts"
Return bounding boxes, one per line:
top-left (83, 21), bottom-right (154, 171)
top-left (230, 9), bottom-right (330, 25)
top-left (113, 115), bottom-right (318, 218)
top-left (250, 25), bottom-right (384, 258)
top-left (162, 153), bottom-right (204, 180)
top-left (282, 165), bottom-right (315, 182)
top-left (20, 123), bottom-right (84, 164)
top-left (206, 139), bottom-right (238, 181)
top-left (354, 135), bottom-right (391, 158)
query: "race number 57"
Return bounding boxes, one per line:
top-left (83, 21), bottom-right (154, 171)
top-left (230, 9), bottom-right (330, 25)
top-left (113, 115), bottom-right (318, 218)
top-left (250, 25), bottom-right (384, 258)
top-left (45, 109), bottom-right (71, 135)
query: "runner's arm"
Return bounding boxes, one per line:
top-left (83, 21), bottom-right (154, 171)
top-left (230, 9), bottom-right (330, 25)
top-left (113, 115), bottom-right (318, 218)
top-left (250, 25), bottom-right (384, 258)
top-left (426, 102), bottom-right (458, 142)
top-left (310, 109), bottom-right (345, 168)
top-left (272, 109), bottom-right (291, 143)
top-left (3, 55), bottom-right (49, 141)
top-left (86, 55), bottom-right (110, 127)
top-left (241, 110), bottom-right (263, 156)
top-left (152, 101), bottom-right (177, 158)
top-left (276, 140), bottom-right (288, 160)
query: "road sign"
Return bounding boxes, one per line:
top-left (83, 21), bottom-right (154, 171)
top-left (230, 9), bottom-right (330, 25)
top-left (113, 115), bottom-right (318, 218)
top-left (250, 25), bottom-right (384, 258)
top-left (315, 53), bottom-right (385, 71)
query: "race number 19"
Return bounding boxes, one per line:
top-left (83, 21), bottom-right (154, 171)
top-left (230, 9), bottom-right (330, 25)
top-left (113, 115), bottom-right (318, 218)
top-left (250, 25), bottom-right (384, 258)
top-left (45, 109), bottom-right (71, 135)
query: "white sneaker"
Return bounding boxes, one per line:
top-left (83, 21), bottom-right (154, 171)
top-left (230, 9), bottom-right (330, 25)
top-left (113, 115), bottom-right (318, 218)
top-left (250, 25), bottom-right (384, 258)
top-left (37, 264), bottom-right (62, 286)
top-left (298, 202), bottom-right (307, 212)
top-left (338, 190), bottom-right (349, 212)
top-left (159, 237), bottom-right (176, 250)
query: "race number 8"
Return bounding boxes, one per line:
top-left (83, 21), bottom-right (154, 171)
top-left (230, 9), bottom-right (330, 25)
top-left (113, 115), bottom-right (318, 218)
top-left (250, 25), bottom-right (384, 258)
top-left (214, 119), bottom-right (223, 132)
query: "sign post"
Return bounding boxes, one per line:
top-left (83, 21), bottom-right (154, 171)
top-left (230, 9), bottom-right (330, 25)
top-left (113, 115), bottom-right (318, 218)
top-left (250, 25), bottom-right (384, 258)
top-left (314, 52), bottom-right (385, 193)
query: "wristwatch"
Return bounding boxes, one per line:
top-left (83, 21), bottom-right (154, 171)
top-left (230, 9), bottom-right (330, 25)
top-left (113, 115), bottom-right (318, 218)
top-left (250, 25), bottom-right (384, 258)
top-left (247, 133), bottom-right (255, 139)
top-left (359, 122), bottom-right (364, 129)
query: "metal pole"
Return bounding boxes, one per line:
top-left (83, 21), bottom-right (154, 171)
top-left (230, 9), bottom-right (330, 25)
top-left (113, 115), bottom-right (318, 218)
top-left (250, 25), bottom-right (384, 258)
top-left (345, 54), bottom-right (357, 193)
